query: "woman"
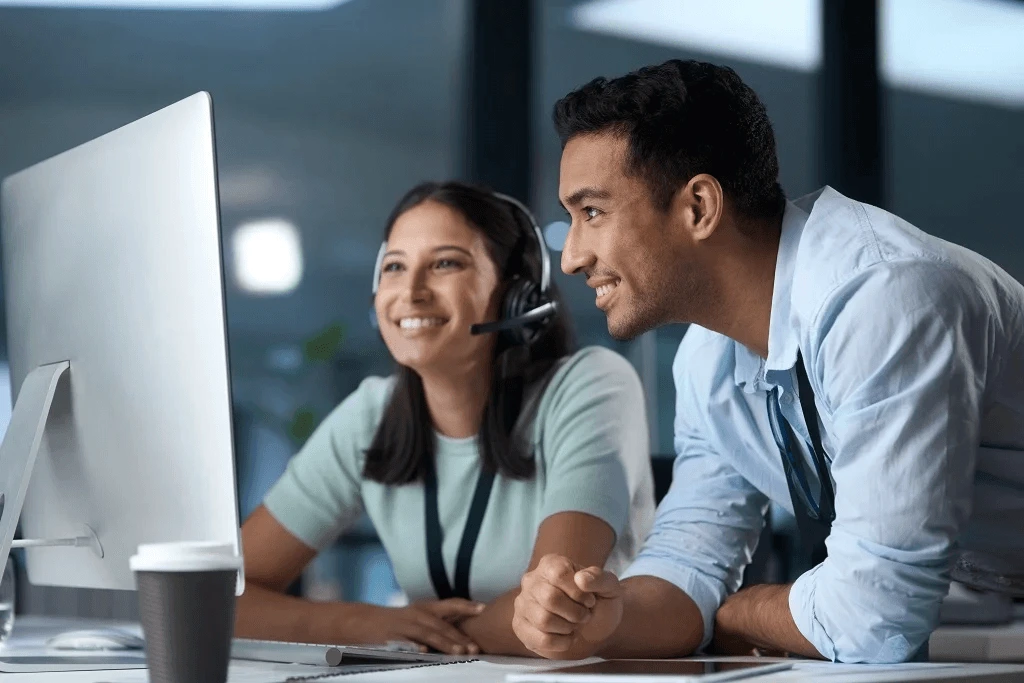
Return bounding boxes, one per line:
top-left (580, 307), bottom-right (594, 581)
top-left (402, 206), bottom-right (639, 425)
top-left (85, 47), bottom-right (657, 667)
top-left (236, 181), bottom-right (654, 655)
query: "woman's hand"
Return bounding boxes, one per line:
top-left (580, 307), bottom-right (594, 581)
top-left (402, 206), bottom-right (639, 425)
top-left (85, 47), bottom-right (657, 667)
top-left (349, 599), bottom-right (485, 654)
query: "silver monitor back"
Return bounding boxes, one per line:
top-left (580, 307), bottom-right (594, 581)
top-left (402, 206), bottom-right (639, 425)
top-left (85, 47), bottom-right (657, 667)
top-left (0, 92), bottom-right (242, 592)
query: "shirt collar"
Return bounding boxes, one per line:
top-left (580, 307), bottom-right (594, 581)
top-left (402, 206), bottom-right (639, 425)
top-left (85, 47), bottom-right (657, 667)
top-left (733, 195), bottom-right (813, 392)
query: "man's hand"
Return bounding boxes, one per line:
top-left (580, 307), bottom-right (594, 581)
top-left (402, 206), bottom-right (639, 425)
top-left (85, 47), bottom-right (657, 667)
top-left (350, 599), bottom-right (484, 654)
top-left (512, 554), bottom-right (623, 659)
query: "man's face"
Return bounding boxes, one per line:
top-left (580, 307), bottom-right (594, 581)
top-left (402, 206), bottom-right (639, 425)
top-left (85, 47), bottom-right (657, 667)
top-left (559, 133), bottom-right (690, 340)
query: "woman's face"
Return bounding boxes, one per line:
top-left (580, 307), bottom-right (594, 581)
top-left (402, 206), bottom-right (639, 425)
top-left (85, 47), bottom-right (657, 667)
top-left (375, 200), bottom-right (502, 373)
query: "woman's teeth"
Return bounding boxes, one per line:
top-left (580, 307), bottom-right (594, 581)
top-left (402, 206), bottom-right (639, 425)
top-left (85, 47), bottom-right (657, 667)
top-left (399, 317), bottom-right (446, 329)
top-left (596, 282), bottom-right (618, 298)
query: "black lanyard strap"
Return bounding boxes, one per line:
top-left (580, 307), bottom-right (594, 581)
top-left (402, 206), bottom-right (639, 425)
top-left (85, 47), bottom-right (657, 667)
top-left (769, 351), bottom-right (836, 566)
top-left (793, 351), bottom-right (836, 524)
top-left (424, 460), bottom-right (496, 600)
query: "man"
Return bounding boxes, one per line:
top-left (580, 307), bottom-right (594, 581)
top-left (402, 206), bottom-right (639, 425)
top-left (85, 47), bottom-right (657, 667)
top-left (511, 59), bottom-right (1024, 664)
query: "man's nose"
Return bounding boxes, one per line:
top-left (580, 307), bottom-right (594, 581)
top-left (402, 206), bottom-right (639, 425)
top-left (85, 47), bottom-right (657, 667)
top-left (560, 221), bottom-right (593, 276)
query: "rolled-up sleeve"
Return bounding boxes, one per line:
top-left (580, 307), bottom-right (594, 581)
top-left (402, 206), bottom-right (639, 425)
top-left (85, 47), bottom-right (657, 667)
top-left (622, 338), bottom-right (768, 650)
top-left (790, 262), bottom-right (986, 663)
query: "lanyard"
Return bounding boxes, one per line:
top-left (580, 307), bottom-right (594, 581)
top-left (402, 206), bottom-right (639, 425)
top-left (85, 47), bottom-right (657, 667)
top-left (423, 459), bottom-right (496, 600)
top-left (768, 352), bottom-right (835, 565)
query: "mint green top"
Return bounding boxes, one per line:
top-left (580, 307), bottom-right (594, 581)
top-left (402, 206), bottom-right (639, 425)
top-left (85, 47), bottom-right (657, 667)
top-left (263, 346), bottom-right (655, 603)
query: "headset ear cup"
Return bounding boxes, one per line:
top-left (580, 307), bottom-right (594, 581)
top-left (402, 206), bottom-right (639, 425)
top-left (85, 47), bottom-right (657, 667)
top-left (501, 278), bottom-right (543, 347)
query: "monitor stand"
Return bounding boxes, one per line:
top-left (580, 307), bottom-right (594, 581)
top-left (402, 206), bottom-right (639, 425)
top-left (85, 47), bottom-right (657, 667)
top-left (0, 361), bottom-right (145, 673)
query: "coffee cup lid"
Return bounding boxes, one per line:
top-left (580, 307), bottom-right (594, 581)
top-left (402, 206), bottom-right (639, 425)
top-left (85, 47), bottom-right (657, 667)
top-left (129, 541), bottom-right (241, 572)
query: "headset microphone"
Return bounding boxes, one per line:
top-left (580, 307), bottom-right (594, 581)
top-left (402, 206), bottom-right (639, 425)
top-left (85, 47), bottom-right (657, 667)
top-left (469, 301), bottom-right (558, 336)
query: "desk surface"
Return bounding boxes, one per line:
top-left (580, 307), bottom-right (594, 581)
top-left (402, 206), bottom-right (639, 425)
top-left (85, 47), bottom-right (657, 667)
top-left (0, 616), bottom-right (1021, 683)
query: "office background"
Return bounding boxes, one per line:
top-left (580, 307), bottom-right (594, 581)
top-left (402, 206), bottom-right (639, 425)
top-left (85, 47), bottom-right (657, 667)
top-left (0, 0), bottom-right (1020, 617)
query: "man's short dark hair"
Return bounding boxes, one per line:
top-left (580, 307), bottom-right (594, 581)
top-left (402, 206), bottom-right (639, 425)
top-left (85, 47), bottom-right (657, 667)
top-left (553, 59), bottom-right (786, 223)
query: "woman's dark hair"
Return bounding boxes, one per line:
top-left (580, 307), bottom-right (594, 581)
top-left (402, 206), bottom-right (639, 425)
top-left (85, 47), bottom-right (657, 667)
top-left (553, 59), bottom-right (786, 224)
top-left (363, 181), bottom-right (576, 485)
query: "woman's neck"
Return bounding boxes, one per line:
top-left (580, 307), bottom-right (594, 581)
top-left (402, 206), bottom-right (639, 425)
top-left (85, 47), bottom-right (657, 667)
top-left (418, 360), bottom-right (492, 439)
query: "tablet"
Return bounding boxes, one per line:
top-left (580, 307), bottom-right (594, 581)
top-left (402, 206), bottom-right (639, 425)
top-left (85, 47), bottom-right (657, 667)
top-left (505, 660), bottom-right (792, 683)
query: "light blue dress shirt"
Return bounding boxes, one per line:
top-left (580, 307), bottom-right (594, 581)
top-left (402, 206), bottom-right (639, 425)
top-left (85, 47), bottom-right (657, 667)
top-left (622, 187), bottom-right (1024, 663)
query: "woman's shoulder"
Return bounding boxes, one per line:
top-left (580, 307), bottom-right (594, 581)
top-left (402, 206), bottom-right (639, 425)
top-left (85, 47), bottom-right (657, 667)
top-left (537, 346), bottom-right (643, 414)
top-left (318, 374), bottom-right (397, 444)
top-left (548, 345), bottom-right (642, 390)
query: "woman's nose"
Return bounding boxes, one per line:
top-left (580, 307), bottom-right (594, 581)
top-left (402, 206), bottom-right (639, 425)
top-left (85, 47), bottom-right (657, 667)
top-left (403, 269), bottom-right (431, 303)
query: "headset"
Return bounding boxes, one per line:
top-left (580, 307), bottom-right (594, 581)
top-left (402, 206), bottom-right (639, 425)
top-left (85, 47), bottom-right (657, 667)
top-left (371, 191), bottom-right (558, 346)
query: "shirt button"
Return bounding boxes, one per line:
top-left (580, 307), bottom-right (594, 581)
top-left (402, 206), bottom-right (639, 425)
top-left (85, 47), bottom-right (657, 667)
top-left (781, 393), bottom-right (794, 405)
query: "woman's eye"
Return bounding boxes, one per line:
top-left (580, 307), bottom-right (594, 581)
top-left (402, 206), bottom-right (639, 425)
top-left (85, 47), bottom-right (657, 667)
top-left (435, 259), bottom-right (462, 270)
top-left (382, 262), bottom-right (403, 273)
top-left (584, 206), bottom-right (602, 220)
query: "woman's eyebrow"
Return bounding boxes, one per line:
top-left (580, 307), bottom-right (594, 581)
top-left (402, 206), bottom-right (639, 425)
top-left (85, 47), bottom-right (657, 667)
top-left (433, 245), bottom-right (473, 257)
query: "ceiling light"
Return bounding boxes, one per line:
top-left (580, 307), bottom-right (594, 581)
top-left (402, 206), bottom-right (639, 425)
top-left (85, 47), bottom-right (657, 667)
top-left (571, 0), bottom-right (1024, 107)
top-left (233, 218), bottom-right (303, 295)
top-left (880, 0), bottom-right (1024, 107)
top-left (571, 0), bottom-right (821, 72)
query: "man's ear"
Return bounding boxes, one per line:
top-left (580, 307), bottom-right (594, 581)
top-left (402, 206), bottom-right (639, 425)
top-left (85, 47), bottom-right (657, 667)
top-left (675, 174), bottom-right (724, 243)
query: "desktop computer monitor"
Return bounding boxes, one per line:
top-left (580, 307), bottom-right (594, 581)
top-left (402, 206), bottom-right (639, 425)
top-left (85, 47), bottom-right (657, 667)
top-left (0, 93), bottom-right (243, 601)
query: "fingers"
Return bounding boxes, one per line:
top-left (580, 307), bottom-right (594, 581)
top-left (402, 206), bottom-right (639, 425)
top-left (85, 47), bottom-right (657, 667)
top-left (513, 555), bottom-right (602, 658)
top-left (521, 578), bottom-right (592, 626)
top-left (409, 610), bottom-right (480, 655)
top-left (512, 608), bottom-right (578, 657)
top-left (574, 566), bottom-right (622, 600)
top-left (426, 598), bottom-right (487, 621)
top-left (536, 554), bottom-right (596, 608)
top-left (514, 593), bottom-right (580, 635)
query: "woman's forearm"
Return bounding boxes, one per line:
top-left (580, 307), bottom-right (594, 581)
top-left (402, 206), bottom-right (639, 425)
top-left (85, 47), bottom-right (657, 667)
top-left (234, 581), bottom-right (372, 644)
top-left (458, 589), bottom-right (534, 656)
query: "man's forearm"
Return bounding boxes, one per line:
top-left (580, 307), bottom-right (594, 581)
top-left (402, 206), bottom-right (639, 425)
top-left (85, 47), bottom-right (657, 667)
top-left (713, 584), bottom-right (822, 659)
top-left (598, 576), bottom-right (705, 659)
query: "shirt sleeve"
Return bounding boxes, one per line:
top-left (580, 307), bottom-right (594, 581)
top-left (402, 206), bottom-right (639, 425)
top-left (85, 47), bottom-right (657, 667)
top-left (789, 261), bottom-right (988, 663)
top-left (622, 334), bottom-right (769, 651)
top-left (538, 347), bottom-right (649, 540)
top-left (262, 377), bottom-right (390, 550)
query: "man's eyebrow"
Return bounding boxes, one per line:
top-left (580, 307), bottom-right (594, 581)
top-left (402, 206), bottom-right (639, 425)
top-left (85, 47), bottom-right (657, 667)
top-left (561, 187), bottom-right (612, 208)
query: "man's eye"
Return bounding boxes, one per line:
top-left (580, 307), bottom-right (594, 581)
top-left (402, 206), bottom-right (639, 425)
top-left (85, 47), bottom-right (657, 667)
top-left (584, 206), bottom-right (602, 220)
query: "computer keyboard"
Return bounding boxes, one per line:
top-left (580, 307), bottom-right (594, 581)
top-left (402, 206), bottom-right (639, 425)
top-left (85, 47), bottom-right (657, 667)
top-left (230, 638), bottom-right (458, 667)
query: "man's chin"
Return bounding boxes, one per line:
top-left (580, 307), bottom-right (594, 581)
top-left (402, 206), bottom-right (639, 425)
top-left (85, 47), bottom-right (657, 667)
top-left (606, 312), bottom-right (656, 342)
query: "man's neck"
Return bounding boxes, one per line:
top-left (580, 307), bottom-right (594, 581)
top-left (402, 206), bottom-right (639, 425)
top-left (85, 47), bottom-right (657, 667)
top-left (694, 226), bottom-right (780, 359)
top-left (418, 359), bottom-right (492, 439)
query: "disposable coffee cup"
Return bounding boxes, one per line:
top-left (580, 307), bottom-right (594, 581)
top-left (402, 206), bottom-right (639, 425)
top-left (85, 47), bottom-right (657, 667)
top-left (130, 541), bottom-right (241, 683)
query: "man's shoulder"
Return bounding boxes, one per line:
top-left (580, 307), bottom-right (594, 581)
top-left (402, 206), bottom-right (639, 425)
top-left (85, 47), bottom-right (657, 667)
top-left (790, 187), bottom-right (1017, 325)
top-left (792, 188), bottom-right (910, 303)
top-left (672, 326), bottom-right (737, 393)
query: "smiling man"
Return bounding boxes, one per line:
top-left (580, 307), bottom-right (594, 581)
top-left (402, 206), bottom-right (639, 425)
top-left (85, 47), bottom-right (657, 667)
top-left (510, 59), bottom-right (1024, 664)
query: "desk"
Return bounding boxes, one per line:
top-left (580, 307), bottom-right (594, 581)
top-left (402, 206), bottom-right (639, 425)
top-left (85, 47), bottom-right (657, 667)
top-left (1, 617), bottom-right (1022, 683)
top-left (931, 620), bottom-right (1024, 663)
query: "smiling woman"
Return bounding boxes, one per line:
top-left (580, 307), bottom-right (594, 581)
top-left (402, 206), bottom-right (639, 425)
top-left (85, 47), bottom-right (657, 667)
top-left (235, 181), bottom-right (655, 656)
